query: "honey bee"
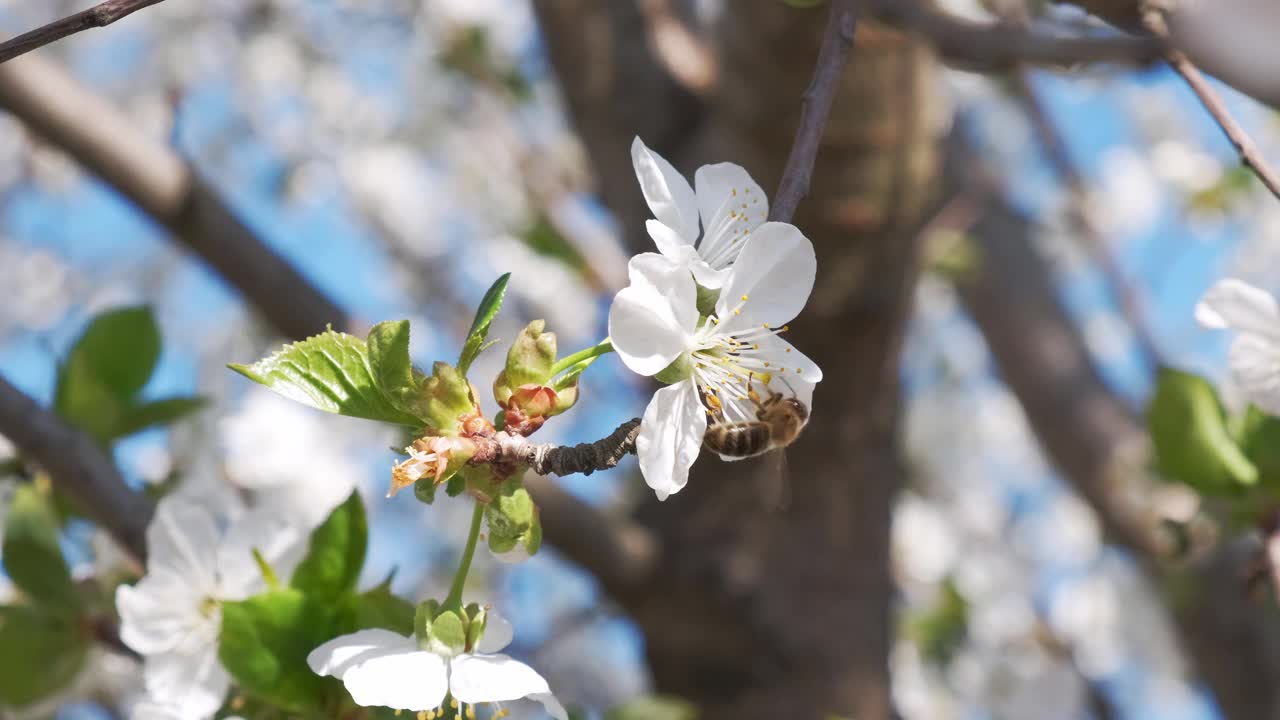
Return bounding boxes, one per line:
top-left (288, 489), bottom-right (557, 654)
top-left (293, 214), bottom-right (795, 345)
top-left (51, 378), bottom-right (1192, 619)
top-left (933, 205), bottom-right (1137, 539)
top-left (702, 378), bottom-right (810, 459)
top-left (703, 376), bottom-right (809, 510)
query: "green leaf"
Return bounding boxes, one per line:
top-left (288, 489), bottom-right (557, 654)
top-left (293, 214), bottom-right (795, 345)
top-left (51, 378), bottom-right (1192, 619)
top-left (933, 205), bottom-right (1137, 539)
top-left (457, 273), bottom-right (511, 376)
top-left (342, 581), bottom-right (415, 636)
top-left (230, 329), bottom-right (422, 426)
top-left (0, 605), bottom-right (88, 707)
top-left (219, 590), bottom-right (338, 712)
top-left (606, 696), bottom-right (699, 720)
top-left (1149, 367), bottom-right (1258, 494)
top-left (291, 492), bottom-right (367, 601)
top-left (2, 486), bottom-right (77, 611)
top-left (367, 320), bottom-right (419, 412)
top-left (114, 396), bottom-right (207, 437)
top-left (57, 306), bottom-right (161, 405)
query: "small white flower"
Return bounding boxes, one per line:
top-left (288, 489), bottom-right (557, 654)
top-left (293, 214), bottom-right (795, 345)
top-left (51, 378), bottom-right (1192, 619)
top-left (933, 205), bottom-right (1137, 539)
top-left (115, 496), bottom-right (303, 719)
top-left (608, 225), bottom-right (822, 499)
top-left (308, 612), bottom-right (567, 719)
top-left (1196, 278), bottom-right (1280, 414)
top-left (631, 136), bottom-right (768, 289)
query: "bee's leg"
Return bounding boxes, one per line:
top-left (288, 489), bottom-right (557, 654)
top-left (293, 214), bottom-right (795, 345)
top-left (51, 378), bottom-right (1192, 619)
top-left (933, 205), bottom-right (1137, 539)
top-left (745, 371), bottom-right (763, 408)
top-left (704, 389), bottom-right (726, 422)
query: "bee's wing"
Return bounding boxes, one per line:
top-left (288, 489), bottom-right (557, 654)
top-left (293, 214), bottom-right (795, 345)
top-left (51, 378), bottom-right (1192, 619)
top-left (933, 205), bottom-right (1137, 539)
top-left (754, 449), bottom-right (791, 512)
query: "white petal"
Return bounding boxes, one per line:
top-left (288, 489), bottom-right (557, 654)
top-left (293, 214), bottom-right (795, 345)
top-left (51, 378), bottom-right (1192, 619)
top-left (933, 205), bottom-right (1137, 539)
top-left (689, 258), bottom-right (731, 290)
top-left (1230, 333), bottom-right (1280, 415)
top-left (530, 692), bottom-right (571, 720)
top-left (117, 570), bottom-right (207, 655)
top-left (146, 496), bottom-right (221, 591)
top-left (609, 257), bottom-right (698, 377)
top-left (755, 333), bottom-right (823, 386)
top-left (632, 137), bottom-right (698, 242)
top-left (646, 219), bottom-right (693, 259)
top-left (694, 162), bottom-right (768, 266)
top-left (1196, 278), bottom-right (1280, 337)
top-left (449, 654), bottom-right (552, 705)
top-left (142, 645), bottom-right (229, 719)
top-left (477, 611), bottom-right (514, 654)
top-left (308, 629), bottom-right (416, 678)
top-left (341, 647), bottom-right (448, 711)
top-left (716, 222), bottom-right (816, 332)
top-left (636, 381), bottom-right (707, 500)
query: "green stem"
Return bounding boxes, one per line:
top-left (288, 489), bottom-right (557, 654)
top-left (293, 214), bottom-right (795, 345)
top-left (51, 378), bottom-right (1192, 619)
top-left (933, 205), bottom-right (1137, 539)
top-left (550, 338), bottom-right (613, 377)
top-left (445, 501), bottom-right (485, 608)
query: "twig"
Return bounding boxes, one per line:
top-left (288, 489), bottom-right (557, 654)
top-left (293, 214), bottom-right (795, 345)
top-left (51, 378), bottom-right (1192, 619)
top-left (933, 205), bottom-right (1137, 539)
top-left (769, 0), bottom-right (859, 224)
top-left (874, 1), bottom-right (1160, 72)
top-left (1003, 48), bottom-right (1162, 367)
top-left (0, 374), bottom-right (152, 562)
top-left (0, 0), bottom-right (166, 65)
top-left (1141, 2), bottom-right (1280, 202)
top-left (0, 55), bottom-right (351, 340)
top-left (470, 418), bottom-right (641, 477)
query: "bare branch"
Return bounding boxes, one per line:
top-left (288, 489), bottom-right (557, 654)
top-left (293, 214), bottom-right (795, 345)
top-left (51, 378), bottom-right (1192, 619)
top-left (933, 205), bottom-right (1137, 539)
top-left (0, 55), bottom-right (351, 340)
top-left (1140, 2), bottom-right (1280, 202)
top-left (0, 374), bottom-right (152, 562)
top-left (0, 0), bottom-right (166, 65)
top-left (873, 1), bottom-right (1160, 71)
top-left (769, 0), bottom-right (859, 223)
top-left (470, 418), bottom-right (641, 477)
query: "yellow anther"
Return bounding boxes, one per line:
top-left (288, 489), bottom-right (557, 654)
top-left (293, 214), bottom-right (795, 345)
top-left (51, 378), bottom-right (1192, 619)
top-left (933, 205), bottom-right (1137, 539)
top-left (783, 325), bottom-right (790, 331)
top-left (795, 368), bottom-right (802, 374)
top-left (712, 317), bottom-right (719, 324)
top-left (763, 361), bottom-right (770, 367)
top-left (785, 347), bottom-right (791, 353)
top-left (762, 322), bottom-right (770, 329)
top-left (732, 188), bottom-right (737, 196)
top-left (741, 294), bottom-right (749, 301)
top-left (753, 343), bottom-right (760, 350)
top-left (417, 711), bottom-right (426, 720)
top-left (733, 309), bottom-right (741, 315)
top-left (451, 698), bottom-right (459, 709)
top-left (730, 210), bottom-right (737, 218)
top-left (394, 711), bottom-right (401, 718)
top-left (741, 202), bottom-right (747, 209)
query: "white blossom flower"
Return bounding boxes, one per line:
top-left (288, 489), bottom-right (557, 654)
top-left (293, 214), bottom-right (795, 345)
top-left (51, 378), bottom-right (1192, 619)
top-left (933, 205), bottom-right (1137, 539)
top-left (308, 612), bottom-right (567, 719)
top-left (608, 225), bottom-right (822, 499)
top-left (116, 496), bottom-right (302, 719)
top-left (631, 136), bottom-right (768, 289)
top-left (1196, 278), bottom-right (1280, 414)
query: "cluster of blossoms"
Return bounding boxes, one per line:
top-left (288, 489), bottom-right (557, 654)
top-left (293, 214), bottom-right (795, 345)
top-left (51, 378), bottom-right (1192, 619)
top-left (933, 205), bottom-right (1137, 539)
top-left (109, 136), bottom-right (822, 718)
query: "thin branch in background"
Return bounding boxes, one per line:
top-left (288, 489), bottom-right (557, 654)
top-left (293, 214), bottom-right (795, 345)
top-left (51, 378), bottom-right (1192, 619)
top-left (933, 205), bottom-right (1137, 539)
top-left (770, 0), bottom-right (860, 223)
top-left (994, 2), bottom-right (1163, 368)
top-left (0, 0), bottom-right (166, 65)
top-left (0, 55), bottom-right (352, 340)
top-left (874, 0), bottom-right (1161, 72)
top-left (0, 374), bottom-right (152, 562)
top-left (1140, 2), bottom-right (1280, 202)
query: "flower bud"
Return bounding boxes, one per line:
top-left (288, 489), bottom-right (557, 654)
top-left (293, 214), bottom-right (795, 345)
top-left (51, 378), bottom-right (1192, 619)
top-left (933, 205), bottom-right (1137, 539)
top-left (505, 320), bottom-right (557, 388)
top-left (415, 361), bottom-right (478, 436)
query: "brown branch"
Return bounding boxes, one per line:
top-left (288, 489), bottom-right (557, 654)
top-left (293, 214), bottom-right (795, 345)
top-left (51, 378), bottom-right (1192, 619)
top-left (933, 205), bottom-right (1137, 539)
top-left (1140, 2), bottom-right (1280, 202)
top-left (470, 418), bottom-right (641, 477)
top-left (0, 0), bottom-right (166, 65)
top-left (0, 55), bottom-right (351, 341)
top-left (0, 374), bottom-right (151, 562)
top-left (873, 1), bottom-right (1160, 71)
top-left (769, 0), bottom-right (859, 224)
